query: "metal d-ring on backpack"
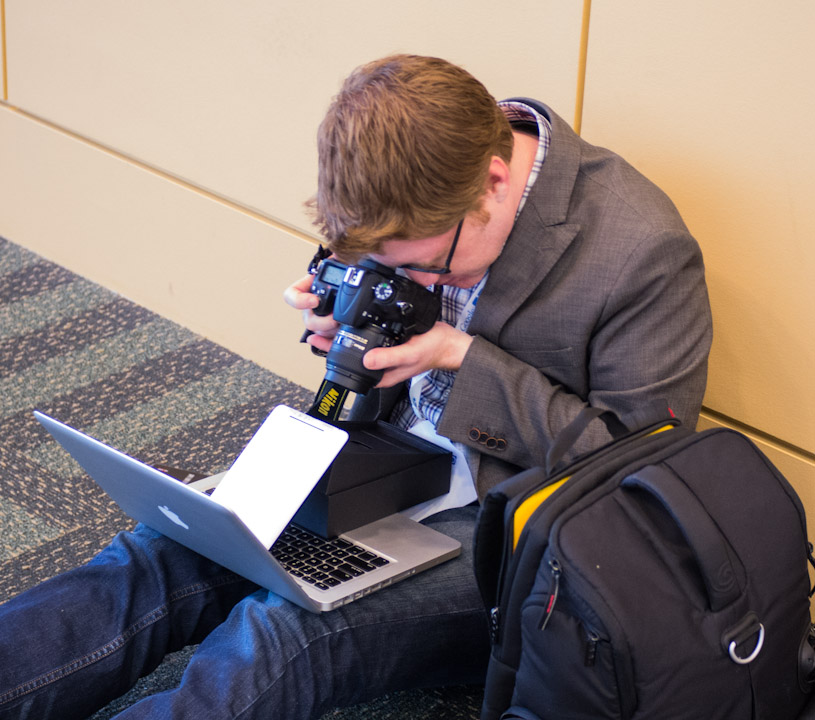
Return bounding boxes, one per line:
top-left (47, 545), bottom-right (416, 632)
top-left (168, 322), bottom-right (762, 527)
top-left (473, 403), bottom-right (815, 720)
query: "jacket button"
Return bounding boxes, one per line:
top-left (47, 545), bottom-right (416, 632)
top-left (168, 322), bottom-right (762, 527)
top-left (468, 427), bottom-right (481, 442)
top-left (495, 438), bottom-right (507, 451)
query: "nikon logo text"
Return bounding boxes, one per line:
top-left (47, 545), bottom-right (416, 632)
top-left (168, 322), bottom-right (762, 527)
top-left (318, 387), bottom-right (341, 418)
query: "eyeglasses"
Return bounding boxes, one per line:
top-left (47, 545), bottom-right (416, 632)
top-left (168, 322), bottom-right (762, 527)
top-left (396, 219), bottom-right (463, 276)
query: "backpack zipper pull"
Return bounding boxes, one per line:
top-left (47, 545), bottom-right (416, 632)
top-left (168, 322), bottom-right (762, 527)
top-left (585, 630), bottom-right (600, 666)
top-left (489, 606), bottom-right (501, 644)
top-left (540, 558), bottom-right (561, 631)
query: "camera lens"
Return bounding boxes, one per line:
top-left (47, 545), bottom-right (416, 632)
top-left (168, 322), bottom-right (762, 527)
top-left (323, 325), bottom-right (393, 395)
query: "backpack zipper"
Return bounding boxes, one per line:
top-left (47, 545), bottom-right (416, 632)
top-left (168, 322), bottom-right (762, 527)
top-left (539, 558), bottom-right (562, 631)
top-left (489, 605), bottom-right (501, 644)
top-left (545, 548), bottom-right (636, 716)
top-left (492, 557), bottom-right (562, 642)
top-left (536, 558), bottom-right (603, 666)
top-left (584, 629), bottom-right (600, 666)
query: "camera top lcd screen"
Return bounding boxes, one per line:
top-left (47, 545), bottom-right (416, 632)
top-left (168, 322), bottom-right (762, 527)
top-left (320, 262), bottom-right (347, 287)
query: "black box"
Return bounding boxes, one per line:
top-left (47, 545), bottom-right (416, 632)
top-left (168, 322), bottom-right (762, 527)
top-left (292, 421), bottom-right (452, 537)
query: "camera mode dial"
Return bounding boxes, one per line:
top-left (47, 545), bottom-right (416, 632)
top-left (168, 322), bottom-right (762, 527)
top-left (373, 282), bottom-right (395, 302)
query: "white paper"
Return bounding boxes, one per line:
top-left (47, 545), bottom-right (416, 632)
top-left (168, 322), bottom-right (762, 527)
top-left (401, 419), bottom-right (476, 522)
top-left (210, 405), bottom-right (348, 548)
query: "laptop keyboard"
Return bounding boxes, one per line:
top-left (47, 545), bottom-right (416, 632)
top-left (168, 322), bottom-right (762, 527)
top-left (271, 525), bottom-right (390, 591)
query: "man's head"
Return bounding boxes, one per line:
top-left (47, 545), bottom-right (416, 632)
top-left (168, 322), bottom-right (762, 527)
top-left (309, 54), bottom-right (514, 262)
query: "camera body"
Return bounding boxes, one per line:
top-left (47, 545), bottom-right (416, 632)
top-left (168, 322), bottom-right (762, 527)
top-left (309, 254), bottom-right (441, 394)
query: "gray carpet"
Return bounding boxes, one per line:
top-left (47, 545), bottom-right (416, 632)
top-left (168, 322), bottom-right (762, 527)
top-left (0, 236), bottom-right (483, 719)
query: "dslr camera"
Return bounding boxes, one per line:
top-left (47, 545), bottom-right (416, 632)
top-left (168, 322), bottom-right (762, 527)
top-left (307, 249), bottom-right (441, 395)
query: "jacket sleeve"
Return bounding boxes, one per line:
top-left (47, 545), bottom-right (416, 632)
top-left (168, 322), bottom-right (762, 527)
top-left (436, 228), bottom-right (712, 473)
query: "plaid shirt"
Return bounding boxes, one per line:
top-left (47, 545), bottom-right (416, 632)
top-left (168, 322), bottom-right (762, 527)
top-left (392, 101), bottom-right (551, 432)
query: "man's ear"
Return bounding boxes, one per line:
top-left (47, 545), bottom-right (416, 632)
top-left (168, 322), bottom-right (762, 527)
top-left (485, 156), bottom-right (511, 203)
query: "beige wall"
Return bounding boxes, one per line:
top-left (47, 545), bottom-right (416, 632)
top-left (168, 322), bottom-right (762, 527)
top-left (579, 0), bottom-right (815, 531)
top-left (2, 2), bottom-right (814, 519)
top-left (582, 1), bottom-right (815, 449)
top-left (0, 0), bottom-right (584, 390)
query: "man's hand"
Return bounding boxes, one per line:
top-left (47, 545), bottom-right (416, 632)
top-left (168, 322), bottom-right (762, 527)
top-left (362, 322), bottom-right (474, 388)
top-left (282, 274), bottom-right (339, 354)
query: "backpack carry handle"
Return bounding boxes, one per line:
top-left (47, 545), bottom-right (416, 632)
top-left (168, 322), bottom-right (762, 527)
top-left (622, 465), bottom-right (741, 612)
top-left (545, 407), bottom-right (628, 475)
top-left (545, 401), bottom-right (675, 476)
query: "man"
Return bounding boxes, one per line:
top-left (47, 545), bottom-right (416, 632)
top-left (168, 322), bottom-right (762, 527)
top-left (0, 55), bottom-right (711, 719)
top-left (287, 54), bottom-right (711, 500)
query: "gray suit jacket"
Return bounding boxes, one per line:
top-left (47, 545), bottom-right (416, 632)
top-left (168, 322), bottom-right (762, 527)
top-left (352, 101), bottom-right (712, 499)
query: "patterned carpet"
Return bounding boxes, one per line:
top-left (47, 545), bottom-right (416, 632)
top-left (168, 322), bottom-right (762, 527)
top-left (0, 236), bottom-right (482, 719)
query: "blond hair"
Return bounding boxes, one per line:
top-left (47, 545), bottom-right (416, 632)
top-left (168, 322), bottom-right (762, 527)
top-left (308, 54), bottom-right (514, 259)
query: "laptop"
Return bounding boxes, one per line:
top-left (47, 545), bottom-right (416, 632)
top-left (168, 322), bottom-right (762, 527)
top-left (34, 407), bottom-right (461, 613)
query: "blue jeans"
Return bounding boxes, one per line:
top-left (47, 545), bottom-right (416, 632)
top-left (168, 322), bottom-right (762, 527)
top-left (0, 506), bottom-right (488, 719)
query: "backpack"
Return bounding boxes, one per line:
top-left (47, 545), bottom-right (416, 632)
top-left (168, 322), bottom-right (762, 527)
top-left (473, 405), bottom-right (815, 719)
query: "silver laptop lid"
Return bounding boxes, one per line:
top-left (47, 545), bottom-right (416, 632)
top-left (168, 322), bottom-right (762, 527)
top-left (34, 410), bottom-right (461, 613)
top-left (34, 409), bottom-right (325, 609)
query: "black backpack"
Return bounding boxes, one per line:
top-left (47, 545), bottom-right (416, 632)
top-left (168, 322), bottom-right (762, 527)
top-left (474, 406), bottom-right (815, 719)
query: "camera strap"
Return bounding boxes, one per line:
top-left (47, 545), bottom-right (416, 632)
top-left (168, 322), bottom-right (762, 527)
top-left (306, 379), bottom-right (350, 423)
